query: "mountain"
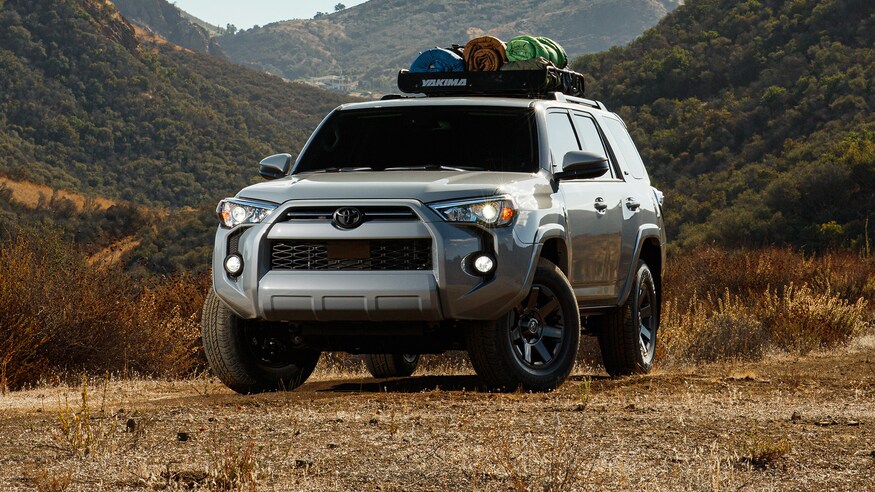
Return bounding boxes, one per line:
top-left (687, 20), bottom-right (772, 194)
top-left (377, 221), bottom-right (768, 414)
top-left (0, 0), bottom-right (355, 272)
top-left (573, 0), bottom-right (875, 251)
top-left (110, 0), bottom-right (225, 57)
top-left (0, 0), bottom-right (350, 209)
top-left (218, 0), bottom-right (681, 93)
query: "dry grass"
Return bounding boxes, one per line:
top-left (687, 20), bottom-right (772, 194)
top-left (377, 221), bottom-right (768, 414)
top-left (1, 340), bottom-right (873, 491)
top-left (52, 375), bottom-right (110, 457)
top-left (24, 468), bottom-right (73, 492)
top-left (0, 231), bottom-right (207, 391)
top-left (0, 243), bottom-right (872, 490)
top-left (2, 230), bottom-right (873, 391)
top-left (659, 247), bottom-right (874, 366)
top-left (739, 434), bottom-right (792, 470)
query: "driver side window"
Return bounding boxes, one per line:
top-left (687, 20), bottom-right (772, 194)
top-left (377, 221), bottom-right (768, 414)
top-left (573, 114), bottom-right (617, 179)
top-left (545, 111), bottom-right (580, 171)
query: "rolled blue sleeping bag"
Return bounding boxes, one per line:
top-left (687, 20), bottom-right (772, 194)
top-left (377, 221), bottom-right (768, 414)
top-left (410, 48), bottom-right (465, 73)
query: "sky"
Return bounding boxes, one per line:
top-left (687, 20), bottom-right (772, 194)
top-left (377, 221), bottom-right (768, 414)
top-left (171, 0), bottom-right (368, 30)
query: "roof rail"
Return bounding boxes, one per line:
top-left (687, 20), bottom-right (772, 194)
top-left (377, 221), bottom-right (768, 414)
top-left (548, 92), bottom-right (606, 111)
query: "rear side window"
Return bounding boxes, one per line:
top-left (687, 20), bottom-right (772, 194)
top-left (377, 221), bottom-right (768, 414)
top-left (545, 111), bottom-right (580, 170)
top-left (601, 117), bottom-right (648, 180)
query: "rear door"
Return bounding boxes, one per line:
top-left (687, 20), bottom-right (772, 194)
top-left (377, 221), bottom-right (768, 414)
top-left (598, 114), bottom-right (649, 294)
top-left (545, 109), bottom-right (625, 303)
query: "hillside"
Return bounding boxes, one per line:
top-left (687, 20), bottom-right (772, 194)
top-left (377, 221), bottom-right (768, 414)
top-left (218, 0), bottom-right (681, 93)
top-left (0, 0), bottom-right (355, 272)
top-left (573, 0), bottom-right (875, 250)
top-left (0, 0), bottom-right (349, 209)
top-left (110, 0), bottom-right (225, 57)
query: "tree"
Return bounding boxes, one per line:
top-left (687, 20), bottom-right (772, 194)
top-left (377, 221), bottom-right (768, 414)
top-left (313, 11), bottom-right (327, 19)
top-left (225, 23), bottom-right (237, 35)
top-left (334, 3), bottom-right (346, 11)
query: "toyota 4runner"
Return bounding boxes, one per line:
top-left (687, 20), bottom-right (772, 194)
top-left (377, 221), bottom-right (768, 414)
top-left (202, 69), bottom-right (665, 393)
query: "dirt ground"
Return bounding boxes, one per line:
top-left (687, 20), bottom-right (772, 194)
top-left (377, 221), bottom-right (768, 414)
top-left (1, 338), bottom-right (874, 491)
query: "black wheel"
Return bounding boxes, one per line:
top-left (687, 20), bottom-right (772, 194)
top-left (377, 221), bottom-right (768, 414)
top-left (466, 259), bottom-right (580, 392)
top-left (363, 353), bottom-right (420, 378)
top-left (201, 290), bottom-right (320, 394)
top-left (598, 260), bottom-right (658, 376)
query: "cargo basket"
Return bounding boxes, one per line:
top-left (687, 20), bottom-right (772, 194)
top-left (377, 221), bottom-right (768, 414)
top-left (397, 67), bottom-right (586, 98)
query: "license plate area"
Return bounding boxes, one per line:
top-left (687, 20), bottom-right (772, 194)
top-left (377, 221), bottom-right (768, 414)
top-left (327, 240), bottom-right (370, 259)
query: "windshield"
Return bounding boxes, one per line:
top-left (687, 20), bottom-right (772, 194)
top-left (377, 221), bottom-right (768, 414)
top-left (295, 106), bottom-right (539, 174)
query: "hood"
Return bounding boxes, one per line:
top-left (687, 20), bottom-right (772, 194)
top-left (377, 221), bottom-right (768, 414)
top-left (236, 171), bottom-right (549, 205)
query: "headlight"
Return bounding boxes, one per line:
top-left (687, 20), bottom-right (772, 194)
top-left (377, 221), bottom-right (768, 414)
top-left (216, 198), bottom-right (277, 228)
top-left (430, 197), bottom-right (516, 227)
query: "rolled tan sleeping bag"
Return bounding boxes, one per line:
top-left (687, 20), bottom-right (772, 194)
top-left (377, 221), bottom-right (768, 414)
top-left (464, 36), bottom-right (507, 71)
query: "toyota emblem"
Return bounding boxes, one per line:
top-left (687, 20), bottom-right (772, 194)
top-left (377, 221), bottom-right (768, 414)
top-left (333, 207), bottom-right (364, 229)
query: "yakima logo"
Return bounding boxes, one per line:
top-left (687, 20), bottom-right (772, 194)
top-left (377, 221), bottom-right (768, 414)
top-left (422, 78), bottom-right (468, 87)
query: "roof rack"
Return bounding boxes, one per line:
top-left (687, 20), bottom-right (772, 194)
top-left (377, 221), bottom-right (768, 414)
top-left (397, 67), bottom-right (586, 99)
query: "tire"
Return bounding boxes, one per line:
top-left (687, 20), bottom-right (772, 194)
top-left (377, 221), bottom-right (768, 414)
top-left (466, 259), bottom-right (580, 392)
top-left (363, 354), bottom-right (420, 378)
top-left (598, 260), bottom-right (658, 376)
top-left (201, 290), bottom-right (320, 394)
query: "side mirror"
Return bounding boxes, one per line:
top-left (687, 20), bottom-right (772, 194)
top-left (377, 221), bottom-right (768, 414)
top-left (554, 151), bottom-right (609, 181)
top-left (259, 153), bottom-right (293, 180)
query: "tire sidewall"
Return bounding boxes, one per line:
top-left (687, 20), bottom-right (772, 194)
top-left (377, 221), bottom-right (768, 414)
top-left (202, 291), bottom-right (319, 393)
top-left (631, 262), bottom-right (657, 372)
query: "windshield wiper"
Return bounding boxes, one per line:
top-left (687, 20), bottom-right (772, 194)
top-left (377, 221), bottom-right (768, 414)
top-left (384, 165), bottom-right (484, 172)
top-left (309, 166), bottom-right (374, 173)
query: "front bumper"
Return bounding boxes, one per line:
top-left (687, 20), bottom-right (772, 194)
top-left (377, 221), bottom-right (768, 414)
top-left (212, 199), bottom-right (537, 322)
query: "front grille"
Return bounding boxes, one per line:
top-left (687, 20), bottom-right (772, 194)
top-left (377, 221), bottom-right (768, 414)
top-left (279, 206), bottom-right (418, 223)
top-left (271, 239), bottom-right (432, 271)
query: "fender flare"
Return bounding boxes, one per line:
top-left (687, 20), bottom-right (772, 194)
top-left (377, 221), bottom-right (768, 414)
top-left (509, 224), bottom-right (569, 305)
top-left (616, 225), bottom-right (663, 307)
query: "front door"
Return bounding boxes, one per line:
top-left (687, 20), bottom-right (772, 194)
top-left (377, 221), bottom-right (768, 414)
top-left (545, 110), bottom-right (625, 302)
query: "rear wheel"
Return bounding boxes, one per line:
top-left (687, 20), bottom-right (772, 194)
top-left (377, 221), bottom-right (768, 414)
top-left (598, 260), bottom-right (658, 376)
top-left (466, 259), bottom-right (580, 392)
top-left (363, 353), bottom-right (420, 378)
top-left (202, 290), bottom-right (320, 394)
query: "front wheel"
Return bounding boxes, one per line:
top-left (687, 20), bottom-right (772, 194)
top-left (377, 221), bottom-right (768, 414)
top-left (202, 290), bottom-right (320, 394)
top-left (598, 260), bottom-right (658, 376)
top-left (466, 259), bottom-right (580, 392)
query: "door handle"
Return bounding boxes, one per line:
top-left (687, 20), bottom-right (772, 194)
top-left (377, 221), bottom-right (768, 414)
top-left (625, 197), bottom-right (641, 211)
top-left (594, 197), bottom-right (608, 214)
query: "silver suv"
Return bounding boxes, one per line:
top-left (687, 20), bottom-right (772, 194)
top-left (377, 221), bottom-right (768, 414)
top-left (202, 75), bottom-right (665, 393)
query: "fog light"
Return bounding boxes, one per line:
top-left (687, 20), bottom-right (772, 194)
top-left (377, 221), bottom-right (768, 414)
top-left (473, 254), bottom-right (495, 275)
top-left (224, 254), bottom-right (243, 277)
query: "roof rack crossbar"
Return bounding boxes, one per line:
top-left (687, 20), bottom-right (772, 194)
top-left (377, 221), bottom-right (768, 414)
top-left (549, 92), bottom-right (606, 110)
